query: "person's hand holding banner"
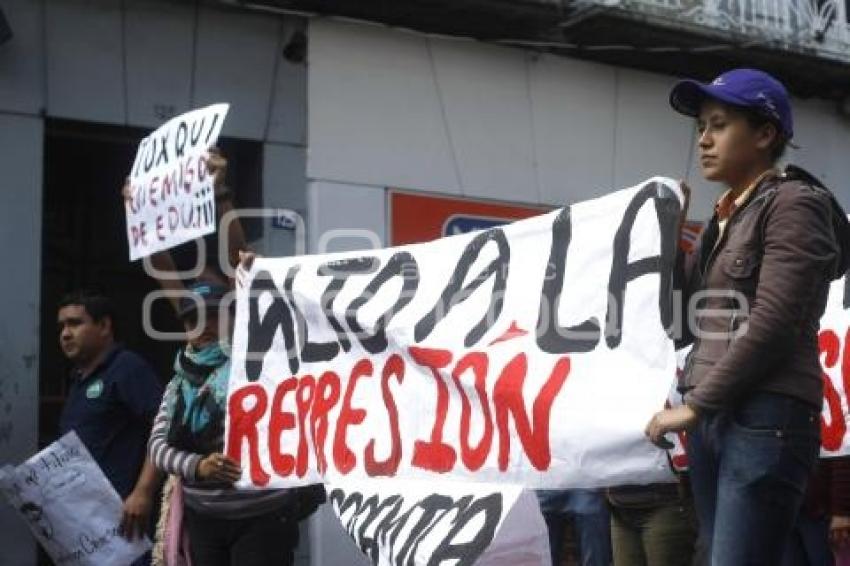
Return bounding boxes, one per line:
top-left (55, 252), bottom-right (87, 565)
top-left (236, 249), bottom-right (257, 288)
top-left (645, 404), bottom-right (699, 449)
top-left (197, 453), bottom-right (242, 484)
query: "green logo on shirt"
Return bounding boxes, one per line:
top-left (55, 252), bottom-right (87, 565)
top-left (86, 379), bottom-right (104, 399)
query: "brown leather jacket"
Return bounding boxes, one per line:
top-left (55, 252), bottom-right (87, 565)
top-left (677, 166), bottom-right (850, 412)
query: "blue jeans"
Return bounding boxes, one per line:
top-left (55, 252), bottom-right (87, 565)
top-left (536, 489), bottom-right (612, 566)
top-left (687, 392), bottom-right (820, 566)
top-left (783, 513), bottom-right (834, 566)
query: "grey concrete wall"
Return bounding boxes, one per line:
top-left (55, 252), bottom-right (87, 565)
top-left (0, 113), bottom-right (44, 566)
top-left (308, 19), bottom-right (850, 220)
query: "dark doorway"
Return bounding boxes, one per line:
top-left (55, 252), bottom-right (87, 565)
top-left (39, 118), bottom-right (263, 449)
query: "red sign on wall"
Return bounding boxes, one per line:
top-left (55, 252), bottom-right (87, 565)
top-left (390, 190), bottom-right (549, 246)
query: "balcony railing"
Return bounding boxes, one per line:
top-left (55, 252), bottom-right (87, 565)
top-left (583, 0), bottom-right (850, 63)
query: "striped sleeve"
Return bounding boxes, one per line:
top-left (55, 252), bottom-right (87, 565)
top-left (147, 379), bottom-right (203, 481)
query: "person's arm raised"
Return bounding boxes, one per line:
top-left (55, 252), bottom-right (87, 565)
top-left (208, 147), bottom-right (250, 273)
top-left (123, 179), bottom-right (186, 314)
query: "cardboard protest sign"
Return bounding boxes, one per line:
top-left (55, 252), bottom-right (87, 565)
top-left (329, 479), bottom-right (550, 566)
top-left (125, 103), bottom-right (229, 261)
top-left (0, 432), bottom-right (150, 565)
top-left (225, 177), bottom-right (683, 489)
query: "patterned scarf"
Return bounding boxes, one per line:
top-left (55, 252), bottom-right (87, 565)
top-left (166, 342), bottom-right (230, 455)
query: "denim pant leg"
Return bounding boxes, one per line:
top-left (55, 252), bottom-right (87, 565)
top-left (712, 394), bottom-right (820, 566)
top-left (568, 490), bottom-right (613, 566)
top-left (685, 414), bottom-right (721, 559)
top-left (543, 511), bottom-right (568, 566)
top-left (538, 489), bottom-right (567, 565)
top-left (798, 515), bottom-right (833, 566)
top-left (537, 489), bottom-right (612, 566)
top-left (782, 514), bottom-right (834, 566)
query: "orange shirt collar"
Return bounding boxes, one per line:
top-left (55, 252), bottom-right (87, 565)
top-left (715, 169), bottom-right (778, 221)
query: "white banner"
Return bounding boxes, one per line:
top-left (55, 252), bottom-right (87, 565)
top-left (225, 177), bottom-right (683, 489)
top-left (125, 103), bottom-right (229, 261)
top-left (0, 432), bottom-right (150, 566)
top-left (819, 275), bottom-right (850, 457)
top-left (329, 479), bottom-right (550, 566)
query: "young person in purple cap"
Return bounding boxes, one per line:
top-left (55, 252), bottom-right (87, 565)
top-left (643, 68), bottom-right (850, 564)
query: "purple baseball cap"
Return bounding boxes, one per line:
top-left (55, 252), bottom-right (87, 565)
top-left (669, 68), bottom-right (793, 140)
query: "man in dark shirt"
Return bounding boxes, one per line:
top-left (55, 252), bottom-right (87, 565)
top-left (56, 290), bottom-right (163, 543)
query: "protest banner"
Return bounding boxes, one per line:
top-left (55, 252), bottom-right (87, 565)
top-left (125, 103), bottom-right (229, 261)
top-left (0, 432), bottom-right (150, 566)
top-left (663, 348), bottom-right (691, 472)
top-left (818, 274), bottom-right (850, 457)
top-left (225, 177), bottom-right (683, 489)
top-left (329, 479), bottom-right (550, 566)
